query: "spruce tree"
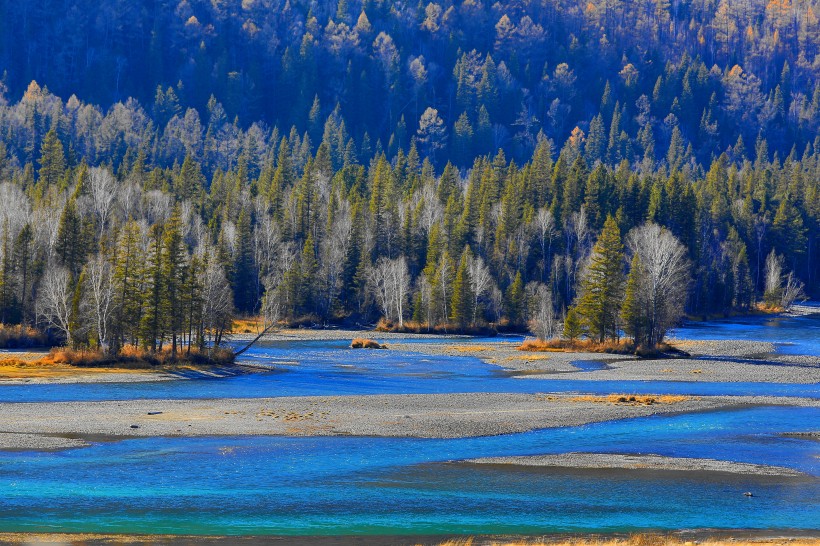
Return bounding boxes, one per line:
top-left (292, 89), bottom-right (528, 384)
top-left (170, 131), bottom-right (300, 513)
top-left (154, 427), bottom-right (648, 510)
top-left (450, 247), bottom-right (475, 329)
top-left (621, 254), bottom-right (646, 346)
top-left (576, 216), bottom-right (626, 342)
top-left (38, 129), bottom-right (66, 188)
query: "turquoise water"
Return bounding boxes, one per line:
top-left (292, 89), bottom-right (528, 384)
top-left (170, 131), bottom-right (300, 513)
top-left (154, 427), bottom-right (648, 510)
top-left (2, 338), bottom-right (819, 402)
top-left (1, 312), bottom-right (818, 536)
top-left (671, 305), bottom-right (820, 357)
top-left (1, 406), bottom-right (818, 535)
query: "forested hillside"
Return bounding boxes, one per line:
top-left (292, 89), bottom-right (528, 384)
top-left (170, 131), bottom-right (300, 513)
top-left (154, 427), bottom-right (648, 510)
top-left (0, 0), bottom-right (816, 350)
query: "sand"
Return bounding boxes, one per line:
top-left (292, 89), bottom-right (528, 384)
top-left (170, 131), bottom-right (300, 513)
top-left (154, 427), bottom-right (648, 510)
top-left (1, 393), bottom-right (817, 450)
top-left (462, 452), bottom-right (807, 477)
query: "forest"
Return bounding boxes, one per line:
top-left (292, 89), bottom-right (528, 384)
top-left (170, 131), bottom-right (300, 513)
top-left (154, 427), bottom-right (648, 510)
top-left (0, 0), bottom-right (817, 354)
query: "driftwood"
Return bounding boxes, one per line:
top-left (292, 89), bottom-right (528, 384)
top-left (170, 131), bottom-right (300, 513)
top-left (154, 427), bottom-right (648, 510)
top-left (233, 324), bottom-right (276, 357)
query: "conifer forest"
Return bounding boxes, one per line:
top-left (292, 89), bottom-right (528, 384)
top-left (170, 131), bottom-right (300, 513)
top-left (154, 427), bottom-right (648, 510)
top-left (0, 0), bottom-right (818, 352)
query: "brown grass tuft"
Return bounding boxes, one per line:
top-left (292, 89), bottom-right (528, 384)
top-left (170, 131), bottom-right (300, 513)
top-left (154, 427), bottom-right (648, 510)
top-left (568, 394), bottom-right (691, 406)
top-left (350, 338), bottom-right (387, 349)
top-left (519, 338), bottom-right (636, 354)
top-left (429, 534), bottom-right (820, 546)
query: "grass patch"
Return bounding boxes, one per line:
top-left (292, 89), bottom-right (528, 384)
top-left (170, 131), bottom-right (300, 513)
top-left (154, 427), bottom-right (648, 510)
top-left (434, 535), bottom-right (820, 546)
top-left (350, 338), bottom-right (387, 349)
top-left (0, 324), bottom-right (53, 348)
top-left (447, 345), bottom-right (494, 353)
top-left (519, 338), bottom-right (636, 354)
top-left (375, 318), bottom-right (498, 336)
top-left (568, 394), bottom-right (691, 406)
top-left (231, 316), bottom-right (265, 334)
top-left (519, 339), bottom-right (690, 358)
top-left (39, 345), bottom-right (235, 368)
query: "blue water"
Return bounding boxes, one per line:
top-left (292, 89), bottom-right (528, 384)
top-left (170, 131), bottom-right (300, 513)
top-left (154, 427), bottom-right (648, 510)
top-left (1, 312), bottom-right (818, 536)
top-left (2, 338), bottom-right (819, 403)
top-left (672, 306), bottom-right (820, 357)
top-left (1, 406), bottom-right (818, 535)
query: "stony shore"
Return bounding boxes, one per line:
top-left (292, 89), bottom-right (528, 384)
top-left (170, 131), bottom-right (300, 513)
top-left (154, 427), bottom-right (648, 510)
top-left (1, 393), bottom-right (817, 450)
top-left (463, 452), bottom-right (808, 477)
top-left (388, 338), bottom-right (820, 384)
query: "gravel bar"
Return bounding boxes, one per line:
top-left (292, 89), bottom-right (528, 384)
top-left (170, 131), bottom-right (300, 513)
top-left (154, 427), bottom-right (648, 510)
top-left (462, 452), bottom-right (808, 477)
top-left (1, 393), bottom-right (818, 450)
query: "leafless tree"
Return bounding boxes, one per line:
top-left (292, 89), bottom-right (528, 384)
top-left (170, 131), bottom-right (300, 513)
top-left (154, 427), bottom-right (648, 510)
top-left (89, 167), bottom-right (117, 237)
top-left (764, 250), bottom-right (807, 310)
top-left (528, 282), bottom-right (559, 341)
top-left (467, 255), bottom-right (494, 324)
top-left (368, 256), bottom-right (411, 327)
top-left (201, 256), bottom-right (234, 346)
top-left (626, 223), bottom-right (691, 346)
top-left (36, 266), bottom-right (74, 346)
top-left (535, 207), bottom-right (557, 282)
top-left (321, 195), bottom-right (353, 314)
top-left (85, 254), bottom-right (117, 353)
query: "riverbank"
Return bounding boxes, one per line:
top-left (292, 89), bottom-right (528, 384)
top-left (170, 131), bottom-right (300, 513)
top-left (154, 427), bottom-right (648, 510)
top-left (1, 393), bottom-right (817, 450)
top-left (386, 338), bottom-right (820, 384)
top-left (1, 533), bottom-right (819, 546)
top-left (463, 452), bottom-right (807, 477)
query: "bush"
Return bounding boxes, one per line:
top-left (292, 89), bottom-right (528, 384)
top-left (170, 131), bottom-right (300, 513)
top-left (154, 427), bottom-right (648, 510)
top-left (350, 338), bottom-right (387, 349)
top-left (0, 324), bottom-right (52, 348)
top-left (41, 345), bottom-right (236, 368)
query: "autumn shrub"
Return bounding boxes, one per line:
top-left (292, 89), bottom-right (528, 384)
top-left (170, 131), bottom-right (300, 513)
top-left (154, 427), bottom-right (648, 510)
top-left (350, 338), bottom-right (386, 349)
top-left (0, 324), bottom-right (52, 348)
top-left (519, 338), bottom-right (636, 354)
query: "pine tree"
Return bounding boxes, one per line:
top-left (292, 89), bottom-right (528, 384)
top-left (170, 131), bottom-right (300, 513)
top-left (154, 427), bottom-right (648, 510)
top-left (141, 223), bottom-right (164, 352)
top-left (506, 271), bottom-right (524, 326)
top-left (161, 207), bottom-right (187, 357)
top-left (450, 247), bottom-right (475, 329)
top-left (576, 216), bottom-right (625, 342)
top-left (55, 198), bottom-right (86, 279)
top-left (38, 129), bottom-right (65, 188)
top-left (13, 224), bottom-right (34, 323)
top-left (563, 307), bottom-right (583, 341)
top-left (112, 221), bottom-right (143, 350)
top-left (621, 254), bottom-right (646, 346)
top-left (232, 209), bottom-right (258, 314)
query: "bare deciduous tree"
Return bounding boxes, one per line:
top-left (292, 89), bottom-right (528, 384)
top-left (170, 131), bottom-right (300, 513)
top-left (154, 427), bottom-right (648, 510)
top-left (764, 250), bottom-right (807, 310)
top-left (626, 223), bottom-right (691, 347)
top-left (36, 266), bottom-right (74, 346)
top-left (89, 167), bottom-right (117, 237)
top-left (201, 257), bottom-right (234, 346)
top-left (368, 256), bottom-right (411, 327)
top-left (85, 254), bottom-right (117, 353)
top-left (528, 282), bottom-right (559, 341)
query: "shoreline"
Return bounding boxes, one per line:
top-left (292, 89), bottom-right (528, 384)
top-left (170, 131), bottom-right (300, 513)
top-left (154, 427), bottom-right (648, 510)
top-left (1, 330), bottom-right (817, 385)
top-left (2, 531), bottom-right (820, 546)
top-left (1, 394), bottom-right (817, 450)
top-left (462, 452), bottom-right (808, 477)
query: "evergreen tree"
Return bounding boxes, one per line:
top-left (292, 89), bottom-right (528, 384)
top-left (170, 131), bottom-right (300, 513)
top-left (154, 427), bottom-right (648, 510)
top-left (576, 216), bottom-right (626, 342)
top-left (450, 247), bottom-right (475, 329)
top-left (38, 129), bottom-right (66, 188)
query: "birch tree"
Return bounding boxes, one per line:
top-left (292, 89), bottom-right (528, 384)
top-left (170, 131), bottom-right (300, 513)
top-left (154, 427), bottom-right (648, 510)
top-left (624, 222), bottom-right (691, 347)
top-left (85, 254), bottom-right (117, 353)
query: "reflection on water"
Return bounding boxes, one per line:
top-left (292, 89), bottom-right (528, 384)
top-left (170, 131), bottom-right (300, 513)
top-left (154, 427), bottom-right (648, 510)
top-left (1, 407), bottom-right (818, 535)
top-left (671, 307), bottom-right (820, 356)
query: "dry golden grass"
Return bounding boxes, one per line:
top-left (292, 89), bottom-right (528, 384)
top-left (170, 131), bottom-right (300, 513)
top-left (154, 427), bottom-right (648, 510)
top-left (350, 338), bottom-right (387, 349)
top-left (0, 344), bottom-right (235, 379)
top-left (448, 345), bottom-right (495, 353)
top-left (231, 316), bottom-right (265, 333)
top-left (504, 354), bottom-right (551, 361)
top-left (519, 338), bottom-right (636, 354)
top-left (568, 394), bottom-right (691, 406)
top-left (429, 535), bottom-right (820, 546)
